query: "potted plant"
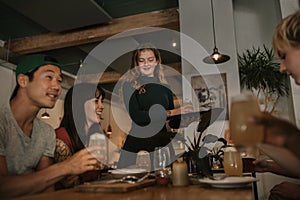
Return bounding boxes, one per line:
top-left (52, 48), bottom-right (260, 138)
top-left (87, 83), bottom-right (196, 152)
top-left (208, 141), bottom-right (227, 169)
top-left (238, 45), bottom-right (289, 113)
top-left (184, 129), bottom-right (227, 177)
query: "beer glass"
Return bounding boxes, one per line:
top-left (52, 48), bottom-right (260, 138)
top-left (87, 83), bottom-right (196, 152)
top-left (223, 146), bottom-right (243, 176)
top-left (229, 93), bottom-right (263, 149)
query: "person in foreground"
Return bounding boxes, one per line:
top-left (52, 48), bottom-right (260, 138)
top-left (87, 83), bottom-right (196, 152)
top-left (253, 9), bottom-right (300, 200)
top-left (117, 43), bottom-right (193, 170)
top-left (55, 83), bottom-right (106, 189)
top-left (0, 54), bottom-right (99, 199)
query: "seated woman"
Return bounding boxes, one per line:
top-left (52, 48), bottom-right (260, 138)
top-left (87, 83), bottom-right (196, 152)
top-left (54, 83), bottom-right (106, 189)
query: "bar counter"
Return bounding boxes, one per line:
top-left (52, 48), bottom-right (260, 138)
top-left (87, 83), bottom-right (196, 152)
top-left (14, 182), bottom-right (254, 200)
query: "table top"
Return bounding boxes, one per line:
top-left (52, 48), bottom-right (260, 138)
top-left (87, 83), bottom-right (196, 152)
top-left (14, 180), bottom-right (254, 200)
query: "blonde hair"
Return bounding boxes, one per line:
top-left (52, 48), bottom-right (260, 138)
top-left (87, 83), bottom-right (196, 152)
top-left (272, 9), bottom-right (300, 59)
top-left (123, 43), bottom-right (168, 91)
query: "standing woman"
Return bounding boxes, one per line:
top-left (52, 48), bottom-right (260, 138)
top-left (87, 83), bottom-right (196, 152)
top-left (55, 83), bottom-right (106, 189)
top-left (118, 43), bottom-right (193, 169)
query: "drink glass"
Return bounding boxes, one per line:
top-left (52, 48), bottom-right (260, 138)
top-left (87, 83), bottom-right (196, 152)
top-left (88, 133), bottom-right (107, 167)
top-left (223, 146), bottom-right (243, 176)
top-left (153, 146), bottom-right (171, 185)
top-left (136, 150), bottom-right (151, 172)
top-left (229, 93), bottom-right (263, 150)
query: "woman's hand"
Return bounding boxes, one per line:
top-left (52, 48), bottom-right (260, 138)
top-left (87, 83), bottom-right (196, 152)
top-left (253, 112), bottom-right (299, 146)
top-left (181, 102), bottom-right (194, 114)
top-left (253, 158), bottom-right (271, 173)
top-left (252, 112), bottom-right (300, 159)
top-left (169, 102), bottom-right (194, 116)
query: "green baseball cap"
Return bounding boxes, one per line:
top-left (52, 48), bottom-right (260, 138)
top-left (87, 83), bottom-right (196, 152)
top-left (15, 54), bottom-right (61, 79)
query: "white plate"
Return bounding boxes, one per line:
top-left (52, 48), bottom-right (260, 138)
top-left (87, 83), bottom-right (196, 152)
top-left (198, 176), bottom-right (258, 188)
top-left (109, 168), bottom-right (147, 174)
top-left (109, 168), bottom-right (148, 178)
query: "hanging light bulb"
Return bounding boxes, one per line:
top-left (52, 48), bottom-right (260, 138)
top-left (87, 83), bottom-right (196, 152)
top-left (79, 60), bottom-right (83, 68)
top-left (41, 109), bottom-right (50, 119)
top-left (172, 41), bottom-right (177, 47)
top-left (203, 0), bottom-right (230, 64)
top-left (204, 47), bottom-right (230, 64)
top-left (106, 107), bottom-right (112, 137)
top-left (106, 124), bottom-right (112, 136)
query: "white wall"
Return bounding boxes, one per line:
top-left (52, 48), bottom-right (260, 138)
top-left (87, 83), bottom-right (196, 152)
top-left (179, 0), bottom-right (240, 148)
top-left (0, 60), bottom-right (16, 105)
top-left (233, 0), bottom-right (282, 53)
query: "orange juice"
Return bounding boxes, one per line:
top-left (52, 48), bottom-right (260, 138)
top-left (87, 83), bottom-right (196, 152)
top-left (229, 93), bottom-right (264, 147)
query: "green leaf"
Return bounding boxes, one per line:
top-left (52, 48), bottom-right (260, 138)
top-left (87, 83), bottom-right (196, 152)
top-left (238, 45), bottom-right (289, 98)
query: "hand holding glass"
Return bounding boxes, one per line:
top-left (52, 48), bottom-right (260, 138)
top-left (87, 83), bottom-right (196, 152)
top-left (229, 93), bottom-right (264, 148)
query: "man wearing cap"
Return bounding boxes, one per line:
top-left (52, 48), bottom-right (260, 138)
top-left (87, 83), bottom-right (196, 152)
top-left (0, 54), bottom-right (99, 199)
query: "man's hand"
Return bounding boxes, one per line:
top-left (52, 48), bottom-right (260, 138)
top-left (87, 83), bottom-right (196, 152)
top-left (64, 148), bottom-right (99, 175)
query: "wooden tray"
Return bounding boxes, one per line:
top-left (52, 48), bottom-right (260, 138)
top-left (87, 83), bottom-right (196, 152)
top-left (167, 108), bottom-right (224, 130)
top-left (75, 179), bottom-right (156, 193)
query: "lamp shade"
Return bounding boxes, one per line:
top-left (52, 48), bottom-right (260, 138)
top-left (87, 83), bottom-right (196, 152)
top-left (106, 124), bottom-right (112, 135)
top-left (203, 0), bottom-right (230, 64)
top-left (41, 110), bottom-right (50, 119)
top-left (203, 47), bottom-right (230, 64)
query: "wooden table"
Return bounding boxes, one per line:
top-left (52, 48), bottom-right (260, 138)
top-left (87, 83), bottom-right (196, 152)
top-left (14, 181), bottom-right (254, 200)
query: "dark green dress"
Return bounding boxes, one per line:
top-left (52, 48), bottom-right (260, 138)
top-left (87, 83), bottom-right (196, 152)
top-left (118, 76), bottom-right (176, 170)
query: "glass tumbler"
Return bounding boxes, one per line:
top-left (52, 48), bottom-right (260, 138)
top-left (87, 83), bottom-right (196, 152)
top-left (223, 146), bottom-right (243, 176)
top-left (153, 146), bottom-right (171, 185)
top-left (136, 150), bottom-right (151, 172)
top-left (88, 133), bottom-right (107, 166)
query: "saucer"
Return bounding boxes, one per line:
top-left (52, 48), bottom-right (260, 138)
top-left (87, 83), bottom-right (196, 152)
top-left (198, 176), bottom-right (258, 188)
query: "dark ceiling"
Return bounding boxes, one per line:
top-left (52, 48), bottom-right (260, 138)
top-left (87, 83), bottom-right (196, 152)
top-left (0, 0), bottom-right (180, 77)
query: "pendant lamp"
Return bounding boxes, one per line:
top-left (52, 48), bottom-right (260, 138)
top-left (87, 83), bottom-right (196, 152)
top-left (203, 0), bottom-right (230, 64)
top-left (41, 109), bottom-right (50, 119)
top-left (106, 107), bottom-right (112, 137)
top-left (106, 124), bottom-right (112, 136)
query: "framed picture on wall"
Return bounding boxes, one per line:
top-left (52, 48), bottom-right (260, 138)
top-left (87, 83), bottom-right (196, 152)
top-left (191, 73), bottom-right (229, 120)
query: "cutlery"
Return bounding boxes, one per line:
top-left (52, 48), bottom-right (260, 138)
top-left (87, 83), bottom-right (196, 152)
top-left (85, 173), bottom-right (150, 184)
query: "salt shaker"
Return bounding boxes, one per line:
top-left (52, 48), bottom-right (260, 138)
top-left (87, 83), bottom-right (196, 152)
top-left (172, 157), bottom-right (189, 186)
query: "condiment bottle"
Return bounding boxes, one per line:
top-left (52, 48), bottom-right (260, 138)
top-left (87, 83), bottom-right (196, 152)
top-left (172, 157), bottom-right (189, 186)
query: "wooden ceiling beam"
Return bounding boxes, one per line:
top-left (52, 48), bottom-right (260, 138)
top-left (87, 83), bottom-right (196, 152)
top-left (6, 8), bottom-right (179, 55)
top-left (77, 62), bottom-right (182, 84)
